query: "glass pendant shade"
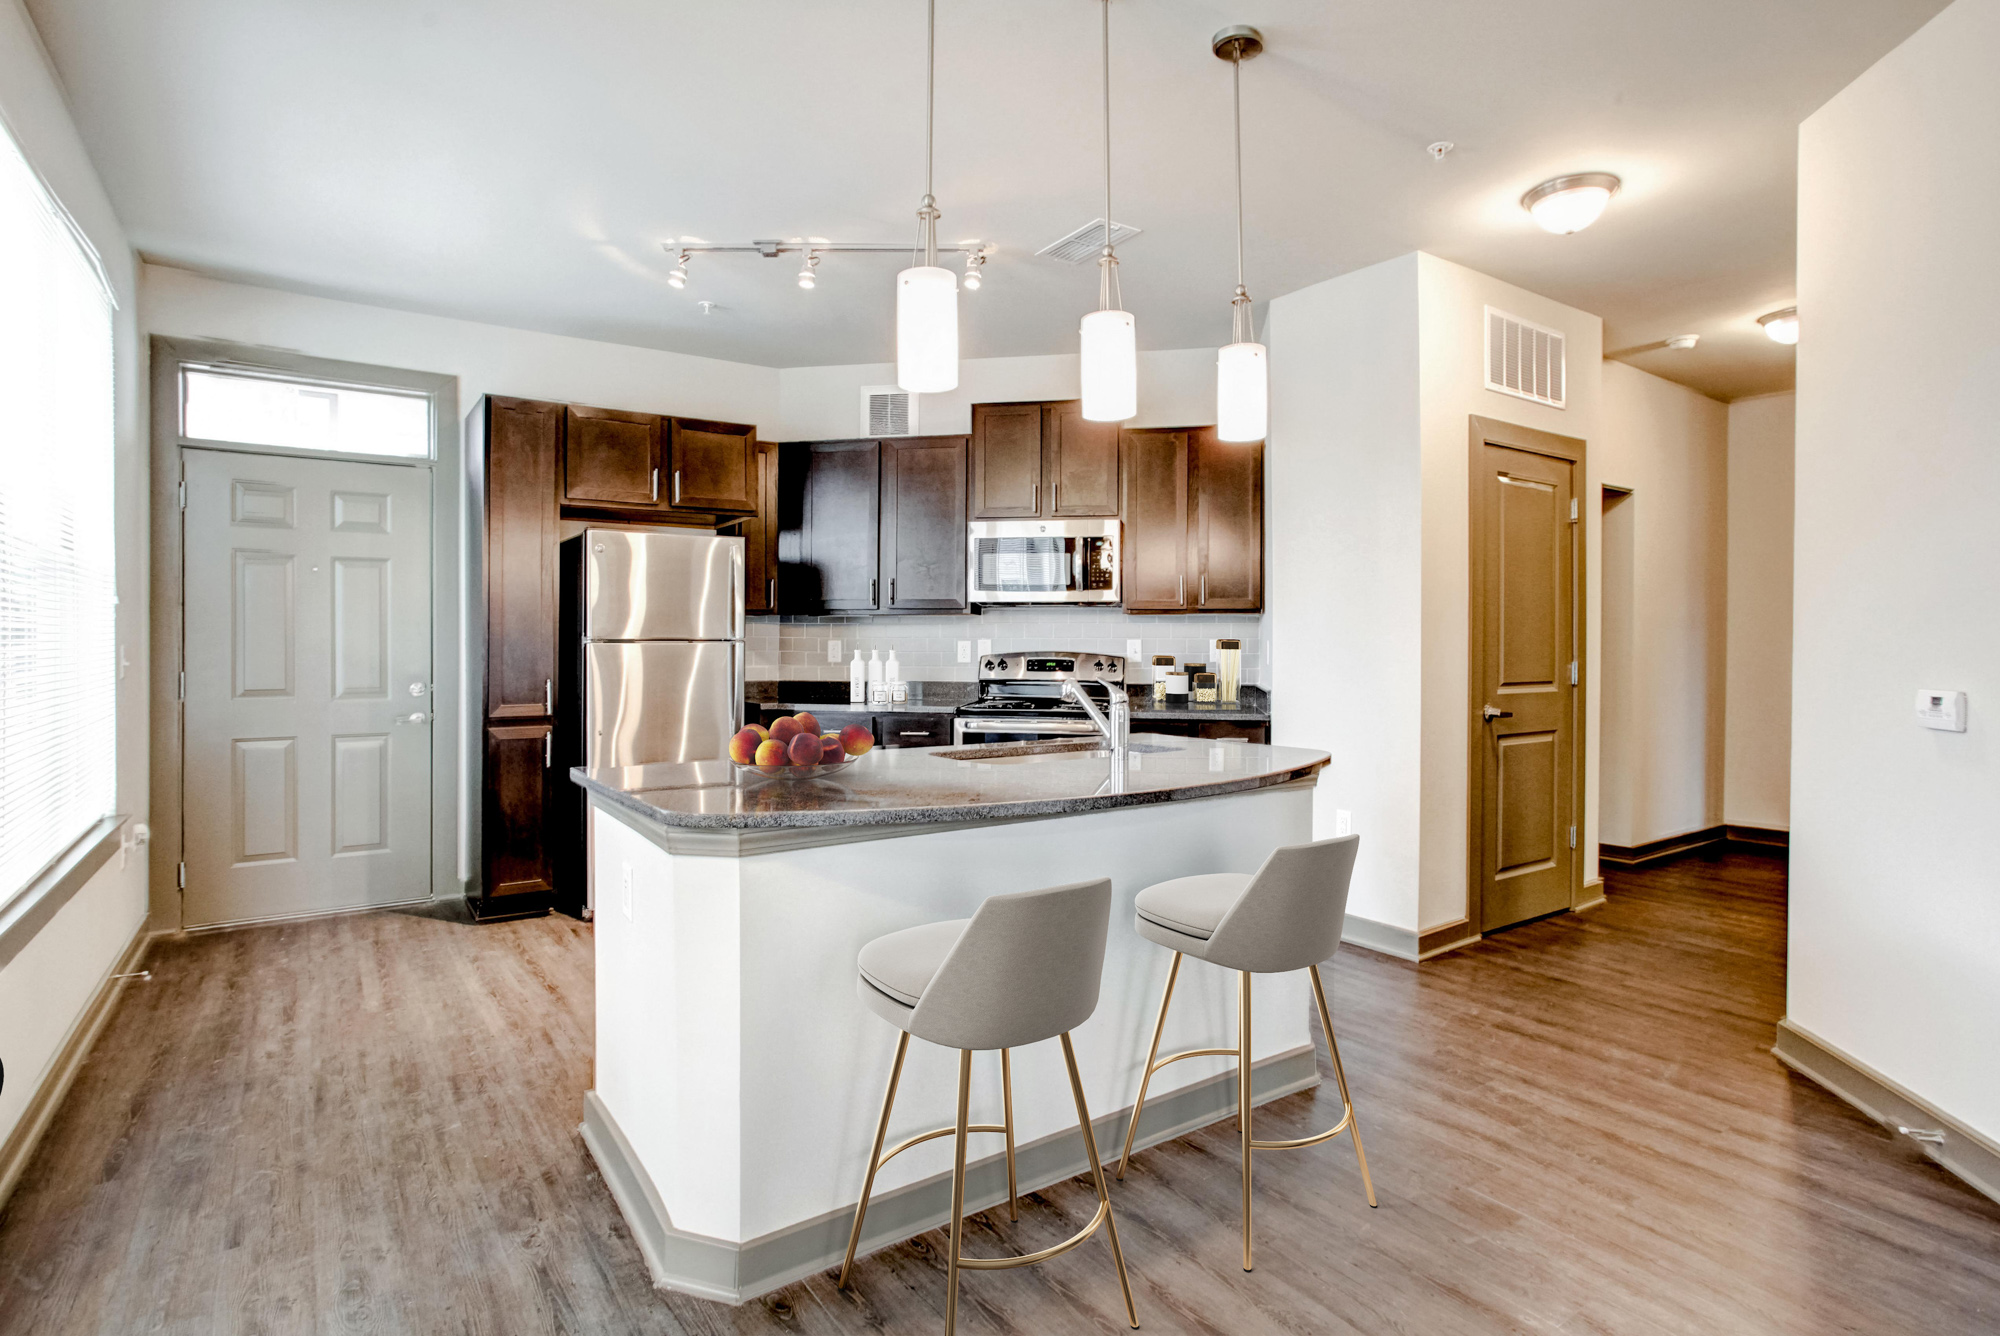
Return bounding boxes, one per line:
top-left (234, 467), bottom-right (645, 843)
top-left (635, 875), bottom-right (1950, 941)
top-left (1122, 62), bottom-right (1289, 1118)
top-left (896, 265), bottom-right (959, 393)
top-left (1079, 308), bottom-right (1137, 422)
top-left (1215, 341), bottom-right (1267, 442)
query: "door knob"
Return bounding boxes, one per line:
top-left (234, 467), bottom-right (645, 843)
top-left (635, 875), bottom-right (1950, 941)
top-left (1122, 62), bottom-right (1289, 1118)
top-left (1481, 704), bottom-right (1513, 721)
top-left (396, 712), bottom-right (430, 725)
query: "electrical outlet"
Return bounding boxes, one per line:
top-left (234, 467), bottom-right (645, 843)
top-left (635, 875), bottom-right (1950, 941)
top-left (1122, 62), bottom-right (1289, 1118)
top-left (827, 638), bottom-right (843, 663)
top-left (957, 640), bottom-right (972, 663)
top-left (1335, 810), bottom-right (1353, 836)
top-left (1126, 638), bottom-right (1142, 663)
top-left (977, 638), bottom-right (992, 657)
top-left (621, 862), bottom-right (634, 920)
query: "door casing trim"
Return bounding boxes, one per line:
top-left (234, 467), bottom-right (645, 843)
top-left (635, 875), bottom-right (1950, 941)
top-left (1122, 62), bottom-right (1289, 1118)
top-left (1465, 415), bottom-right (1588, 937)
top-left (149, 336), bottom-right (460, 931)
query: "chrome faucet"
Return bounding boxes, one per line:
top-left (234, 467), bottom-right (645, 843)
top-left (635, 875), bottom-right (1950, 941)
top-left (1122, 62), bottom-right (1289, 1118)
top-left (1063, 679), bottom-right (1129, 752)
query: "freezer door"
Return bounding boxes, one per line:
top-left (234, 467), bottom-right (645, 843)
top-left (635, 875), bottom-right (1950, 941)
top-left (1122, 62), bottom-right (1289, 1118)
top-left (585, 529), bottom-right (744, 641)
top-left (585, 640), bottom-right (744, 768)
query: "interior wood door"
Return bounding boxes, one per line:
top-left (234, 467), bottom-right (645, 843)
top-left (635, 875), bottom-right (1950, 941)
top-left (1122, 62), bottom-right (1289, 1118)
top-left (1120, 428), bottom-right (1190, 610)
top-left (799, 439), bottom-right (881, 611)
top-left (564, 405), bottom-right (663, 509)
top-left (1191, 430), bottom-right (1263, 610)
top-left (667, 417), bottom-right (757, 513)
top-left (1471, 428), bottom-right (1580, 933)
top-left (1045, 401), bottom-right (1120, 516)
top-left (880, 435), bottom-right (969, 611)
top-left (970, 402), bottom-right (1044, 518)
top-left (181, 447), bottom-right (433, 927)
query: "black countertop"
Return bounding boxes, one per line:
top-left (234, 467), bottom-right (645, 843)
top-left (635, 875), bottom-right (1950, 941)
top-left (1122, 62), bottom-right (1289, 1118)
top-left (745, 680), bottom-right (1270, 723)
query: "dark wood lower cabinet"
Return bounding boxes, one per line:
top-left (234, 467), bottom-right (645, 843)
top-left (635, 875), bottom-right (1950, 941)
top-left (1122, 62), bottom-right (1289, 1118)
top-left (1142, 719), bottom-right (1268, 744)
top-left (475, 722), bottom-right (555, 920)
top-left (754, 707), bottom-right (950, 749)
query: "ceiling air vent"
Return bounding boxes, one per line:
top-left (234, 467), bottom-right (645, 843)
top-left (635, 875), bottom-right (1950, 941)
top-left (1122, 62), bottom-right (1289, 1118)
top-left (1484, 306), bottom-right (1566, 409)
top-left (1035, 218), bottom-right (1143, 265)
top-left (860, 386), bottom-right (916, 437)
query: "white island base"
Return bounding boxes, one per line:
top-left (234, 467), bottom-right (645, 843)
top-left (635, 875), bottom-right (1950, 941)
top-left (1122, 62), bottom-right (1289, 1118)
top-left (583, 775), bottom-right (1322, 1303)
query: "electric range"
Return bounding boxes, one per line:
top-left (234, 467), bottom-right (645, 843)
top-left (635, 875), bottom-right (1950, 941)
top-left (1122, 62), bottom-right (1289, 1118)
top-left (952, 650), bottom-right (1127, 745)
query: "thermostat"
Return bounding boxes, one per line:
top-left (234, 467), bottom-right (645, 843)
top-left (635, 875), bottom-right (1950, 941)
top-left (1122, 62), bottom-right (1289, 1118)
top-left (1916, 690), bottom-right (1967, 732)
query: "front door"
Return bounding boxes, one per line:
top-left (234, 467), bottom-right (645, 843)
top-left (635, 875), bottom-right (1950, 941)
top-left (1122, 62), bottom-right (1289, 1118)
top-left (1471, 425), bottom-right (1581, 933)
top-left (181, 447), bottom-right (433, 926)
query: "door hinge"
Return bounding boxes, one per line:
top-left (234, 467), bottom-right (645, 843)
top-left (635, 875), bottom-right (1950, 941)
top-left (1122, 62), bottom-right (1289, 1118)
top-left (1569, 661), bottom-right (1578, 686)
top-left (177, 670), bottom-right (186, 701)
top-left (1568, 825), bottom-right (1577, 849)
top-left (176, 861), bottom-right (186, 889)
top-left (1568, 497), bottom-right (1578, 522)
top-left (178, 479), bottom-right (186, 510)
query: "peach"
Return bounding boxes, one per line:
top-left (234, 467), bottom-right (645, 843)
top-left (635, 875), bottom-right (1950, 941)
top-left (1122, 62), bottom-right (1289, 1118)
top-left (788, 733), bottom-right (823, 767)
top-left (769, 715), bottom-right (803, 744)
top-left (747, 723), bottom-right (770, 741)
top-left (728, 727), bottom-right (763, 765)
top-left (839, 723), bottom-right (875, 756)
top-left (818, 732), bottom-right (846, 763)
top-left (793, 711), bottom-right (820, 737)
top-left (753, 738), bottom-right (789, 772)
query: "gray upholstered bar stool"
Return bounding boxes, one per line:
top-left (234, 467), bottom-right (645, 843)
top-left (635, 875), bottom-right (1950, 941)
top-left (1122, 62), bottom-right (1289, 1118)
top-left (1115, 834), bottom-right (1375, 1272)
top-left (837, 878), bottom-right (1138, 1334)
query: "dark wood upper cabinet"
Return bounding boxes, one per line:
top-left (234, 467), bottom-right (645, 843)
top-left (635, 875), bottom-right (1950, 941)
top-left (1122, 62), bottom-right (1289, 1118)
top-left (479, 397), bottom-right (562, 718)
top-left (1046, 402), bottom-right (1120, 517)
top-left (1120, 428), bottom-right (1192, 611)
top-left (1191, 429), bottom-right (1263, 610)
top-left (797, 440), bottom-right (882, 611)
top-left (743, 443), bottom-right (779, 613)
top-left (881, 436), bottom-right (969, 612)
top-left (668, 417), bottom-right (758, 513)
top-left (970, 402), bottom-right (1044, 518)
top-left (564, 405), bottom-right (663, 509)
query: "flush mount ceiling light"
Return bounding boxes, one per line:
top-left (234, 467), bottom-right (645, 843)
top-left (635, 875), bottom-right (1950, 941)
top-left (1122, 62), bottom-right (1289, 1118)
top-left (1212, 24), bottom-right (1266, 443)
top-left (1079, 0), bottom-right (1137, 423)
top-left (1664, 334), bottom-right (1700, 350)
top-left (1521, 172), bottom-right (1621, 235)
top-left (1758, 307), bottom-right (1799, 345)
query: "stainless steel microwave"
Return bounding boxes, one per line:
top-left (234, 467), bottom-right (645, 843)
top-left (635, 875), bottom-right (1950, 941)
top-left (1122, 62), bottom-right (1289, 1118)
top-left (967, 519), bottom-right (1120, 605)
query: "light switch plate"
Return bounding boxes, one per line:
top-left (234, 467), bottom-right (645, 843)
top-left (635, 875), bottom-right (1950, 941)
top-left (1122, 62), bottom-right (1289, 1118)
top-left (977, 638), bottom-right (992, 657)
top-left (1916, 689), bottom-right (1967, 732)
top-left (1126, 638), bottom-right (1142, 663)
top-left (957, 640), bottom-right (972, 663)
top-left (827, 639), bottom-right (843, 663)
top-left (1335, 810), bottom-right (1353, 836)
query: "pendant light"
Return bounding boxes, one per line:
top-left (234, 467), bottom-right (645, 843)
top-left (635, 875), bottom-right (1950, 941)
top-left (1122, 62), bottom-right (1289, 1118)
top-left (1212, 25), bottom-right (1266, 442)
top-left (1079, 0), bottom-right (1136, 422)
top-left (896, 0), bottom-right (959, 393)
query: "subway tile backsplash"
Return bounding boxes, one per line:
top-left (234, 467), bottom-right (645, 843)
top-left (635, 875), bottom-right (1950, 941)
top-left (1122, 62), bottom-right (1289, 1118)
top-left (747, 609), bottom-right (1269, 685)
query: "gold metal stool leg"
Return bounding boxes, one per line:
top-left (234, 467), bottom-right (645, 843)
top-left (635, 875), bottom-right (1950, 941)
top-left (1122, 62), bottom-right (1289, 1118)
top-left (1000, 1048), bottom-right (1019, 1221)
top-left (1116, 952), bottom-right (1183, 1179)
top-left (1239, 969), bottom-right (1254, 1272)
top-left (1309, 963), bottom-right (1377, 1208)
top-left (945, 1049), bottom-right (973, 1336)
top-left (1060, 1033), bottom-right (1140, 1328)
top-left (838, 1031), bottom-right (910, 1288)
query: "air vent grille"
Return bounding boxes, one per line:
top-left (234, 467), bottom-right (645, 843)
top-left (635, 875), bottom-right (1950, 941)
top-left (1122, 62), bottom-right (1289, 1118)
top-left (1035, 218), bottom-right (1143, 265)
top-left (860, 386), bottom-right (916, 437)
top-left (1484, 307), bottom-right (1566, 408)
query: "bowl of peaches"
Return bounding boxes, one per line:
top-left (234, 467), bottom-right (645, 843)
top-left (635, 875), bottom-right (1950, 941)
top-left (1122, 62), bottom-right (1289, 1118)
top-left (728, 712), bottom-right (876, 782)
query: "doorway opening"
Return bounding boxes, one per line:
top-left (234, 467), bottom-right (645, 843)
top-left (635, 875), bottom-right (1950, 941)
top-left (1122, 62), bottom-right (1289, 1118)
top-left (1600, 486), bottom-right (1635, 850)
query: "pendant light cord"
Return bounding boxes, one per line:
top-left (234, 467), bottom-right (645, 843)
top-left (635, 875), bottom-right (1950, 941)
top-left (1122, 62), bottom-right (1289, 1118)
top-left (915, 0), bottom-right (939, 269)
top-left (1098, 0), bottom-right (1122, 312)
top-left (1229, 45), bottom-right (1252, 345)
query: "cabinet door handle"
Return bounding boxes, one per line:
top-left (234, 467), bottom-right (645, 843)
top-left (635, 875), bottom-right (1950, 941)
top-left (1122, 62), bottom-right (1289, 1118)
top-left (544, 678), bottom-right (553, 713)
top-left (543, 732), bottom-right (552, 769)
top-left (1178, 574), bottom-right (1185, 606)
top-left (767, 577), bottom-right (776, 607)
top-left (651, 468), bottom-right (659, 501)
top-left (890, 577), bottom-right (896, 604)
top-left (870, 577), bottom-right (878, 606)
top-left (1053, 480), bottom-right (1060, 513)
top-left (897, 730), bottom-right (929, 737)
top-left (1032, 481), bottom-right (1040, 514)
top-left (1201, 575), bottom-right (1208, 606)
top-left (673, 470), bottom-right (683, 504)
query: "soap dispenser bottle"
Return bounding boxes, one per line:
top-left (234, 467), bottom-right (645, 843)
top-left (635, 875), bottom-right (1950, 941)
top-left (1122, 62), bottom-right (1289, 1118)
top-left (885, 650), bottom-right (907, 704)
top-left (867, 650), bottom-right (886, 706)
top-left (849, 649), bottom-right (866, 704)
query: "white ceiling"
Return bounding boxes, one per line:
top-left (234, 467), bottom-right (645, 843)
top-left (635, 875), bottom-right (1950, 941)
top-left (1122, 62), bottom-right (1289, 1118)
top-left (28, 0), bottom-right (1945, 400)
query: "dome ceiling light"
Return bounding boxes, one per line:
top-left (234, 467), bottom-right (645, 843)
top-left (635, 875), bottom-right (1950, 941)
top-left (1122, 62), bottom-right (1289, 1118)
top-left (1521, 172), bottom-right (1622, 235)
top-left (1758, 307), bottom-right (1799, 345)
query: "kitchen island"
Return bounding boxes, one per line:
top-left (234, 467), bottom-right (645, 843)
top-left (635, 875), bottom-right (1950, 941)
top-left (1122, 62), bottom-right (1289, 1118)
top-left (571, 735), bottom-right (1328, 1302)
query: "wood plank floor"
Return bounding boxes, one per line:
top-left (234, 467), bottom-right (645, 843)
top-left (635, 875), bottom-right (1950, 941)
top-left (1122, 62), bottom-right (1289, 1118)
top-left (2, 853), bottom-right (1996, 1334)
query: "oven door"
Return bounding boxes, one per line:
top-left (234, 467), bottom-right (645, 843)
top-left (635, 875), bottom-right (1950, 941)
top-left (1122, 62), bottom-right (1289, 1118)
top-left (952, 716), bottom-right (1104, 745)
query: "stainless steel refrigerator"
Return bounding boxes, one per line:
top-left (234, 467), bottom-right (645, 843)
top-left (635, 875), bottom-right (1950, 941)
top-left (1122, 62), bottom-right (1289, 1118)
top-left (573, 528), bottom-right (745, 770)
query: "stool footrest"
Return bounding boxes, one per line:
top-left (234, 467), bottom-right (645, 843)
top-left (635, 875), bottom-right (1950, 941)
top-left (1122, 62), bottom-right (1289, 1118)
top-left (957, 1199), bottom-right (1111, 1270)
top-left (882, 1124), bottom-right (1008, 1168)
top-left (1250, 1106), bottom-right (1355, 1151)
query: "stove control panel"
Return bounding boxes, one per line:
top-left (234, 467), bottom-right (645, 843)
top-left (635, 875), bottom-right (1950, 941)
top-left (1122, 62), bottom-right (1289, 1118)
top-left (978, 651), bottom-right (1126, 685)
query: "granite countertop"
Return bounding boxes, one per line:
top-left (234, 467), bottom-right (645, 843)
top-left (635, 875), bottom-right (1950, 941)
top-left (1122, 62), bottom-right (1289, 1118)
top-left (571, 735), bottom-right (1324, 844)
top-left (745, 680), bottom-right (1269, 722)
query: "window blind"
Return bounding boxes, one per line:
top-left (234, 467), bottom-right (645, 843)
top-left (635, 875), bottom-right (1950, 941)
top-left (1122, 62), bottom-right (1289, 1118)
top-left (0, 119), bottom-right (117, 907)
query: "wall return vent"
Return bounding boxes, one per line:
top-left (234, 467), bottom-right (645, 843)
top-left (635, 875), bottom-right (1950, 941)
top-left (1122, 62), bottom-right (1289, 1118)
top-left (1035, 218), bottom-right (1143, 265)
top-left (860, 386), bottom-right (916, 437)
top-left (1484, 306), bottom-right (1566, 408)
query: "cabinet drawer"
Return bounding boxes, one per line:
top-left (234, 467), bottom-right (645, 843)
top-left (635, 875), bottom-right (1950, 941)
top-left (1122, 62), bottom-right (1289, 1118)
top-left (875, 713), bottom-right (953, 748)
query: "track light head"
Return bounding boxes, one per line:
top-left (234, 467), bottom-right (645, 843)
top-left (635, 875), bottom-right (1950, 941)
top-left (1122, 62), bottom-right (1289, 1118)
top-left (798, 251), bottom-right (819, 290)
top-left (963, 250), bottom-right (985, 291)
top-left (667, 250), bottom-right (690, 289)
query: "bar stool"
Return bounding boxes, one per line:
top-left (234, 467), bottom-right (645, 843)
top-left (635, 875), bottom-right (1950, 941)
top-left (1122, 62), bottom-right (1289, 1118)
top-left (836, 878), bottom-right (1139, 1334)
top-left (1115, 835), bottom-right (1375, 1272)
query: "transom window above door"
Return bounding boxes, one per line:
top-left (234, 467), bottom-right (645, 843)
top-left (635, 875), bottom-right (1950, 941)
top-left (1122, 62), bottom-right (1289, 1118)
top-left (182, 366), bottom-right (432, 459)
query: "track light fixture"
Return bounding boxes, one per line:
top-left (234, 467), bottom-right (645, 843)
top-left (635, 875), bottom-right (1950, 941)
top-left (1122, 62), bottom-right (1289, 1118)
top-left (798, 251), bottom-right (820, 289)
top-left (667, 251), bottom-right (690, 289)
top-left (963, 250), bottom-right (984, 291)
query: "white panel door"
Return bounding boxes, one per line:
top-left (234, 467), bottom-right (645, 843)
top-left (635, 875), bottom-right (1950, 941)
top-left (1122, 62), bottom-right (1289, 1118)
top-left (182, 448), bottom-right (432, 926)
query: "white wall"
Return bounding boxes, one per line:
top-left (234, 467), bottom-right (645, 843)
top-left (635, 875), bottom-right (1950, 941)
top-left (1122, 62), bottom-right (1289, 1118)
top-left (1792, 0), bottom-right (2000, 1139)
top-left (1594, 360), bottom-right (1728, 848)
top-left (1416, 254), bottom-right (1603, 930)
top-left (0, 0), bottom-right (148, 1169)
top-left (1724, 392), bottom-right (1795, 831)
top-left (1267, 254), bottom-right (1424, 931)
